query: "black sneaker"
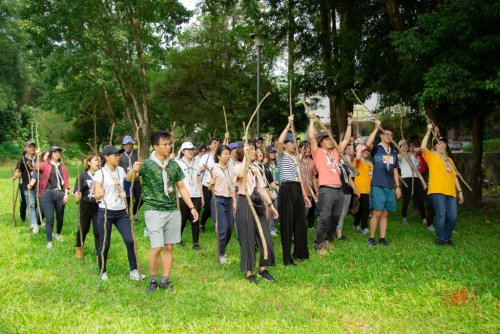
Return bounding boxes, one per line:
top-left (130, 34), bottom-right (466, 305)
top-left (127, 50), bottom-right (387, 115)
top-left (379, 239), bottom-right (390, 247)
top-left (147, 280), bottom-right (158, 293)
top-left (445, 240), bottom-right (454, 247)
top-left (246, 274), bottom-right (258, 285)
top-left (367, 238), bottom-right (377, 247)
top-left (159, 278), bottom-right (174, 291)
top-left (436, 240), bottom-right (446, 246)
top-left (192, 243), bottom-right (201, 251)
top-left (337, 236), bottom-right (347, 241)
top-left (258, 269), bottom-right (275, 282)
top-left (200, 225), bottom-right (206, 233)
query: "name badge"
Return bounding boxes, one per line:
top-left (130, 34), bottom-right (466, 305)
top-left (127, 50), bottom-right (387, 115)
top-left (382, 155), bottom-right (394, 165)
top-left (330, 168), bottom-right (337, 174)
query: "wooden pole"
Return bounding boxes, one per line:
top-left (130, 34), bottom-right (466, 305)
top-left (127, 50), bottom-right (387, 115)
top-left (76, 161), bottom-right (85, 265)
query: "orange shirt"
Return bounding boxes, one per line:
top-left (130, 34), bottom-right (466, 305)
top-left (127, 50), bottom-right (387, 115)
top-left (423, 150), bottom-right (457, 197)
top-left (311, 148), bottom-right (342, 186)
top-left (354, 158), bottom-right (373, 194)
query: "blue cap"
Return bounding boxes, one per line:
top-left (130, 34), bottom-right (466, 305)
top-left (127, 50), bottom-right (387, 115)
top-left (122, 135), bottom-right (136, 145)
top-left (284, 132), bottom-right (295, 143)
top-left (228, 142), bottom-right (238, 150)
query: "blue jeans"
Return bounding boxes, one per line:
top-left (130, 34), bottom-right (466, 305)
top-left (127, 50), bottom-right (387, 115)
top-left (211, 196), bottom-right (233, 256)
top-left (97, 208), bottom-right (137, 273)
top-left (24, 189), bottom-right (38, 226)
top-left (429, 194), bottom-right (457, 242)
top-left (42, 189), bottom-right (65, 242)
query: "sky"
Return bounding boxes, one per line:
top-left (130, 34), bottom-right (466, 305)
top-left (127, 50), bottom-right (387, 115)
top-left (179, 0), bottom-right (197, 10)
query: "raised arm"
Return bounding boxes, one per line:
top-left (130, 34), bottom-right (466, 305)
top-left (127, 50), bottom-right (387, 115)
top-left (338, 115), bottom-right (353, 152)
top-left (421, 124), bottom-right (433, 154)
top-left (307, 110), bottom-right (318, 151)
top-left (277, 115), bottom-right (294, 156)
top-left (366, 119), bottom-right (381, 150)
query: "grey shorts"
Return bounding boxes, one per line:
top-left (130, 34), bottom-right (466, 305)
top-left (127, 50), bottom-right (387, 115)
top-left (144, 210), bottom-right (181, 248)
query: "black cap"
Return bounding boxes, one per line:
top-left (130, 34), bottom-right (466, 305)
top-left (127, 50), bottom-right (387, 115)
top-left (265, 145), bottom-right (277, 153)
top-left (437, 136), bottom-right (448, 143)
top-left (24, 140), bottom-right (36, 146)
top-left (316, 132), bottom-right (329, 143)
top-left (254, 136), bottom-right (264, 142)
top-left (49, 146), bottom-right (63, 152)
top-left (101, 145), bottom-right (125, 156)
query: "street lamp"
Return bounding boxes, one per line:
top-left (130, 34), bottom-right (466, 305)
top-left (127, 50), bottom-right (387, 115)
top-left (251, 32), bottom-right (265, 137)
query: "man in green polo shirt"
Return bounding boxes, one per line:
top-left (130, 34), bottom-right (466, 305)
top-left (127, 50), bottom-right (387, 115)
top-left (127, 130), bottom-right (199, 293)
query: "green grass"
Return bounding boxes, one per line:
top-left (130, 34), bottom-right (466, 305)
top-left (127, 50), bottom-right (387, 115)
top-left (0, 165), bottom-right (499, 333)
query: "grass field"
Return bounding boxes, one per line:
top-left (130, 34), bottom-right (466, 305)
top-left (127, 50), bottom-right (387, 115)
top-left (0, 165), bottom-right (499, 333)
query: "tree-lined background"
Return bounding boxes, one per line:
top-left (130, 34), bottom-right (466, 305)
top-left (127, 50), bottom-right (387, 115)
top-left (1, 0), bottom-right (499, 206)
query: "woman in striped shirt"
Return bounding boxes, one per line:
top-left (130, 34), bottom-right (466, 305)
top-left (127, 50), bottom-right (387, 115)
top-left (276, 114), bottom-right (311, 266)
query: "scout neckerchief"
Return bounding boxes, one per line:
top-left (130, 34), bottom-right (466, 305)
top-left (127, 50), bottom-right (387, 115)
top-left (435, 151), bottom-right (453, 174)
top-left (123, 150), bottom-right (134, 172)
top-left (339, 159), bottom-right (350, 184)
top-left (24, 154), bottom-right (36, 170)
top-left (179, 157), bottom-right (196, 187)
top-left (300, 155), bottom-right (312, 186)
top-left (283, 150), bottom-right (300, 182)
top-left (50, 161), bottom-right (64, 190)
top-left (252, 162), bottom-right (270, 188)
top-left (214, 163), bottom-right (232, 194)
top-left (379, 143), bottom-right (392, 171)
top-left (361, 156), bottom-right (373, 177)
top-left (321, 148), bottom-right (341, 175)
top-left (200, 152), bottom-right (212, 183)
top-left (150, 152), bottom-right (172, 197)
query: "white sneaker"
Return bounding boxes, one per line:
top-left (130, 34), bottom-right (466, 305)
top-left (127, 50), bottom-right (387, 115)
top-left (219, 255), bottom-right (228, 264)
top-left (427, 225), bottom-right (435, 232)
top-left (143, 227), bottom-right (149, 238)
top-left (361, 228), bottom-right (369, 234)
top-left (100, 272), bottom-right (108, 281)
top-left (270, 230), bottom-right (277, 237)
top-left (32, 224), bottom-right (39, 234)
top-left (47, 242), bottom-right (53, 250)
top-left (129, 269), bottom-right (145, 281)
top-left (55, 234), bottom-right (63, 242)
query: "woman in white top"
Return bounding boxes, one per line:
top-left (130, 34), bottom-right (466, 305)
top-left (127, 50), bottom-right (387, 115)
top-left (94, 145), bottom-right (143, 282)
top-left (398, 140), bottom-right (422, 225)
top-left (176, 141), bottom-right (204, 250)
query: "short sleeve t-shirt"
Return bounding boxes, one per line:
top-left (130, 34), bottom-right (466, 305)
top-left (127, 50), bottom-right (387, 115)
top-left (354, 158), bottom-right (373, 194)
top-left (423, 150), bottom-right (457, 197)
top-left (74, 172), bottom-right (97, 204)
top-left (311, 148), bottom-right (342, 186)
top-left (93, 166), bottom-right (127, 211)
top-left (176, 158), bottom-right (202, 198)
top-left (370, 143), bottom-right (399, 189)
top-left (139, 158), bottom-right (184, 211)
top-left (276, 151), bottom-right (300, 183)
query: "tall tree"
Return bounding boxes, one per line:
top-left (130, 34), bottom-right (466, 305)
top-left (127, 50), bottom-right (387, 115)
top-left (22, 0), bottom-right (190, 156)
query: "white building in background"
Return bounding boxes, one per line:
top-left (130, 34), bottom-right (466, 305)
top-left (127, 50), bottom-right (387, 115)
top-left (306, 93), bottom-right (379, 136)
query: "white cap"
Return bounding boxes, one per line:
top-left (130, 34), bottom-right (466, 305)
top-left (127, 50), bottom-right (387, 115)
top-left (180, 142), bottom-right (195, 151)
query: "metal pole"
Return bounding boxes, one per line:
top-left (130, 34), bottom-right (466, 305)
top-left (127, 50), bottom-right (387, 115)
top-left (256, 46), bottom-right (261, 137)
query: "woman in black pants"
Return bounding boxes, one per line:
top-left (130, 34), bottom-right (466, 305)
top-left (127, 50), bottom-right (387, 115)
top-left (74, 153), bottom-right (101, 259)
top-left (276, 115), bottom-right (311, 266)
top-left (234, 142), bottom-right (277, 283)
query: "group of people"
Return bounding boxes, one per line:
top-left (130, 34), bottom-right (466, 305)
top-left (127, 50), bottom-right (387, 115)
top-left (13, 113), bottom-right (465, 292)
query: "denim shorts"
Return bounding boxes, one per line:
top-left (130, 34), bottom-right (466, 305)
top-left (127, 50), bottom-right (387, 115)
top-left (370, 185), bottom-right (396, 212)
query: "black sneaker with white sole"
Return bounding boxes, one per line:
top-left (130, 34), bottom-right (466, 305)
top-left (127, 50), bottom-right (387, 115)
top-left (379, 238), bottom-right (390, 247)
top-left (258, 269), bottom-right (275, 282)
top-left (147, 280), bottom-right (158, 293)
top-left (367, 238), bottom-right (377, 247)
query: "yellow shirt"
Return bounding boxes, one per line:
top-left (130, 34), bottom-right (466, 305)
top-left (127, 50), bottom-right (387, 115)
top-left (354, 158), bottom-right (373, 194)
top-left (423, 150), bottom-right (457, 197)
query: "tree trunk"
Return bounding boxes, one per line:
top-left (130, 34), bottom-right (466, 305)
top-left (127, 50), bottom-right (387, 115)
top-left (383, 0), bottom-right (405, 31)
top-left (468, 114), bottom-right (484, 208)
